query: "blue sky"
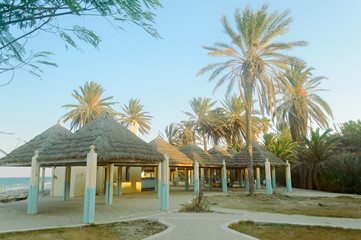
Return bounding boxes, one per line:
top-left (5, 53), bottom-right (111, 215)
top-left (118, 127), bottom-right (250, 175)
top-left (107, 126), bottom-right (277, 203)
top-left (1, 0), bottom-right (360, 177)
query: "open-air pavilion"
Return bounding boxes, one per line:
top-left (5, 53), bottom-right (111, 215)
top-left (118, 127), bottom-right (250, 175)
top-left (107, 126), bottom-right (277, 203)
top-left (232, 142), bottom-right (292, 194)
top-left (1, 115), bottom-right (168, 223)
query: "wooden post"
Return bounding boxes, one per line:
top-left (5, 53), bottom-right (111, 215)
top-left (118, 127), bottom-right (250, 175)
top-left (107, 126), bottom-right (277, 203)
top-left (222, 160), bottom-right (227, 193)
top-left (194, 161), bottom-right (199, 195)
top-left (157, 162), bottom-right (161, 199)
top-left (256, 167), bottom-right (261, 190)
top-left (83, 145), bottom-right (97, 224)
top-left (27, 150), bottom-right (40, 214)
top-left (208, 168), bottom-right (213, 189)
top-left (161, 152), bottom-right (169, 210)
top-left (105, 164), bottom-right (114, 205)
top-left (265, 158), bottom-right (273, 194)
top-left (286, 160), bottom-right (292, 192)
top-left (272, 167), bottom-right (277, 188)
top-left (185, 168), bottom-right (189, 190)
top-left (63, 166), bottom-right (71, 201)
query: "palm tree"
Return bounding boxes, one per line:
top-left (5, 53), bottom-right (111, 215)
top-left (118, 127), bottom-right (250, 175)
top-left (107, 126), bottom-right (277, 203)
top-left (198, 4), bottom-right (306, 195)
top-left (300, 128), bottom-right (338, 190)
top-left (119, 98), bottom-right (153, 136)
top-left (277, 60), bottom-right (333, 187)
top-left (62, 81), bottom-right (117, 130)
top-left (163, 123), bottom-right (181, 147)
top-left (220, 94), bottom-right (262, 150)
top-left (184, 97), bottom-right (217, 151)
top-left (178, 120), bottom-right (197, 147)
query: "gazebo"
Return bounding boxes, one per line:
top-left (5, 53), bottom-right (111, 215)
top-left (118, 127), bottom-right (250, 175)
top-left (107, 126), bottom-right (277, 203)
top-left (148, 137), bottom-right (193, 189)
top-left (232, 142), bottom-right (292, 194)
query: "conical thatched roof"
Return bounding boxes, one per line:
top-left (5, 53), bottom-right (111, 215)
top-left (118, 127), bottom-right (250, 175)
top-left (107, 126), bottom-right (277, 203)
top-left (0, 123), bottom-right (72, 166)
top-left (37, 115), bottom-right (164, 166)
top-left (179, 143), bottom-right (219, 167)
top-left (148, 137), bottom-right (193, 166)
top-left (227, 149), bottom-right (238, 156)
top-left (208, 146), bottom-right (235, 167)
top-left (232, 142), bottom-right (287, 168)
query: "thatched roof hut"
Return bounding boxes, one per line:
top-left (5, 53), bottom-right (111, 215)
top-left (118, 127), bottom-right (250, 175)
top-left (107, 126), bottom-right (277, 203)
top-left (148, 137), bottom-right (193, 167)
top-left (0, 123), bottom-right (72, 166)
top-left (179, 143), bottom-right (219, 167)
top-left (232, 142), bottom-right (287, 168)
top-left (37, 115), bottom-right (164, 166)
top-left (227, 149), bottom-right (238, 156)
top-left (208, 146), bottom-right (236, 167)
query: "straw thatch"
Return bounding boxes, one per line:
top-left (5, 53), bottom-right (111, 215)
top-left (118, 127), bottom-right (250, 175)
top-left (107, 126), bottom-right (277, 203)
top-left (37, 115), bottom-right (164, 166)
top-left (179, 143), bottom-right (219, 167)
top-left (148, 137), bottom-right (193, 167)
top-left (232, 142), bottom-right (287, 168)
top-left (0, 123), bottom-right (72, 166)
top-left (207, 146), bottom-right (235, 167)
top-left (227, 149), bottom-right (238, 156)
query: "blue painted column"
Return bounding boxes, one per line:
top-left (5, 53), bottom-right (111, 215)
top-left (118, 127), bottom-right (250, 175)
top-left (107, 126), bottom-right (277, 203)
top-left (116, 167), bottom-right (122, 196)
top-left (208, 168), bottom-right (213, 189)
top-left (27, 150), bottom-right (40, 214)
top-left (63, 166), bottom-right (71, 201)
top-left (221, 160), bottom-right (227, 193)
top-left (239, 169), bottom-right (243, 187)
top-left (200, 168), bottom-right (205, 188)
top-left (194, 161), bottom-right (200, 195)
top-left (185, 168), bottom-right (189, 190)
top-left (256, 167), bottom-right (261, 190)
top-left (190, 170), bottom-right (194, 185)
top-left (154, 167), bottom-right (157, 192)
top-left (286, 160), bottom-right (292, 192)
top-left (161, 152), bottom-right (169, 210)
top-left (105, 164), bottom-right (114, 205)
top-left (175, 168), bottom-right (179, 186)
top-left (265, 158), bottom-right (273, 194)
top-left (157, 162), bottom-right (162, 199)
top-left (244, 168), bottom-right (249, 191)
top-left (272, 167), bottom-right (277, 188)
top-left (84, 145), bottom-right (98, 224)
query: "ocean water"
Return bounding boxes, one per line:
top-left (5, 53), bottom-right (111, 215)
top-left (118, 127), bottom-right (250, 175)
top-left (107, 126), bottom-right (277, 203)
top-left (0, 177), bottom-right (51, 193)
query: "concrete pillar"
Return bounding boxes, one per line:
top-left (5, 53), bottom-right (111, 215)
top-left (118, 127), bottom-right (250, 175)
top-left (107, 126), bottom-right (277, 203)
top-left (208, 168), bottom-right (213, 189)
top-left (200, 168), bottom-right (205, 188)
top-left (222, 160), bottom-right (227, 193)
top-left (286, 160), bottom-right (292, 192)
top-left (27, 150), bottom-right (40, 214)
top-left (190, 170), bottom-right (194, 185)
top-left (265, 158), bottom-right (273, 194)
top-left (40, 167), bottom-right (45, 192)
top-left (157, 162), bottom-right (161, 199)
top-left (244, 168), bottom-right (249, 191)
top-left (51, 167), bottom-right (56, 196)
top-left (63, 166), bottom-right (71, 201)
top-left (272, 167), bottom-right (277, 188)
top-left (238, 169), bottom-right (243, 187)
top-left (175, 168), bottom-right (179, 186)
top-left (105, 164), bottom-right (114, 205)
top-left (194, 161), bottom-right (200, 195)
top-left (116, 166), bottom-right (122, 196)
top-left (185, 168), bottom-right (189, 190)
top-left (161, 153), bottom-right (169, 210)
top-left (83, 145), bottom-right (97, 224)
top-left (256, 167), bottom-right (261, 190)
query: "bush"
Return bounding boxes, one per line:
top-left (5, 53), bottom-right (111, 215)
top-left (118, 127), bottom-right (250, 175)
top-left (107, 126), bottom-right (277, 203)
top-left (319, 151), bottom-right (361, 194)
top-left (180, 192), bottom-right (210, 212)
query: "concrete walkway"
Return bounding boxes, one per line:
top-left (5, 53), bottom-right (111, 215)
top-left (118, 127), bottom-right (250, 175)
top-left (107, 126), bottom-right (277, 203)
top-left (0, 187), bottom-right (360, 239)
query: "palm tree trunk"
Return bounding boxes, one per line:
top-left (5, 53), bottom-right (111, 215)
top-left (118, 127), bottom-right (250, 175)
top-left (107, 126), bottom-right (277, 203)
top-left (203, 133), bottom-right (208, 152)
top-left (307, 162), bottom-right (315, 190)
top-left (244, 85), bottom-right (255, 196)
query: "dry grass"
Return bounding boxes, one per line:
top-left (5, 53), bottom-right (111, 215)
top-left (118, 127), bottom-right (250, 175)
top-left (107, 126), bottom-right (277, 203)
top-left (229, 221), bottom-right (361, 240)
top-left (208, 193), bottom-right (361, 218)
top-left (0, 219), bottom-right (167, 240)
top-left (179, 192), bottom-right (211, 213)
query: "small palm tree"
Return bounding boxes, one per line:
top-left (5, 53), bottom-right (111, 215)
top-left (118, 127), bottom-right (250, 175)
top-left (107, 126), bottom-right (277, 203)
top-left (163, 123), bottom-right (181, 147)
top-left (277, 60), bottom-right (333, 187)
top-left (62, 81), bottom-right (117, 130)
top-left (198, 4), bottom-right (306, 195)
top-left (119, 98), bottom-right (153, 135)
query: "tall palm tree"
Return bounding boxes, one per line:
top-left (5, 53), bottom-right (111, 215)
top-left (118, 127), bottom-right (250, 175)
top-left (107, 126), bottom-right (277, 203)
top-left (277, 60), bottom-right (333, 187)
top-left (178, 120), bottom-right (197, 147)
top-left (62, 81), bottom-right (117, 130)
top-left (119, 98), bottom-right (153, 135)
top-left (221, 94), bottom-right (262, 150)
top-left (198, 4), bottom-right (306, 195)
top-left (184, 97), bottom-right (217, 151)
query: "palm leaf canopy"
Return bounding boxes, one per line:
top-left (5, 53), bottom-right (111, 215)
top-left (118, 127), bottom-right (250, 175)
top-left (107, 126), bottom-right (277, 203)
top-left (38, 115), bottom-right (164, 166)
top-left (148, 137), bottom-right (193, 166)
top-left (0, 123), bottom-right (72, 166)
top-left (233, 142), bottom-right (287, 168)
top-left (180, 143), bottom-right (220, 167)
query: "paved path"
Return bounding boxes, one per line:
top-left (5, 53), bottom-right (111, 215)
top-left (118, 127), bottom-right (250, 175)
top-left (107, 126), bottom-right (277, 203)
top-left (0, 187), bottom-right (360, 240)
